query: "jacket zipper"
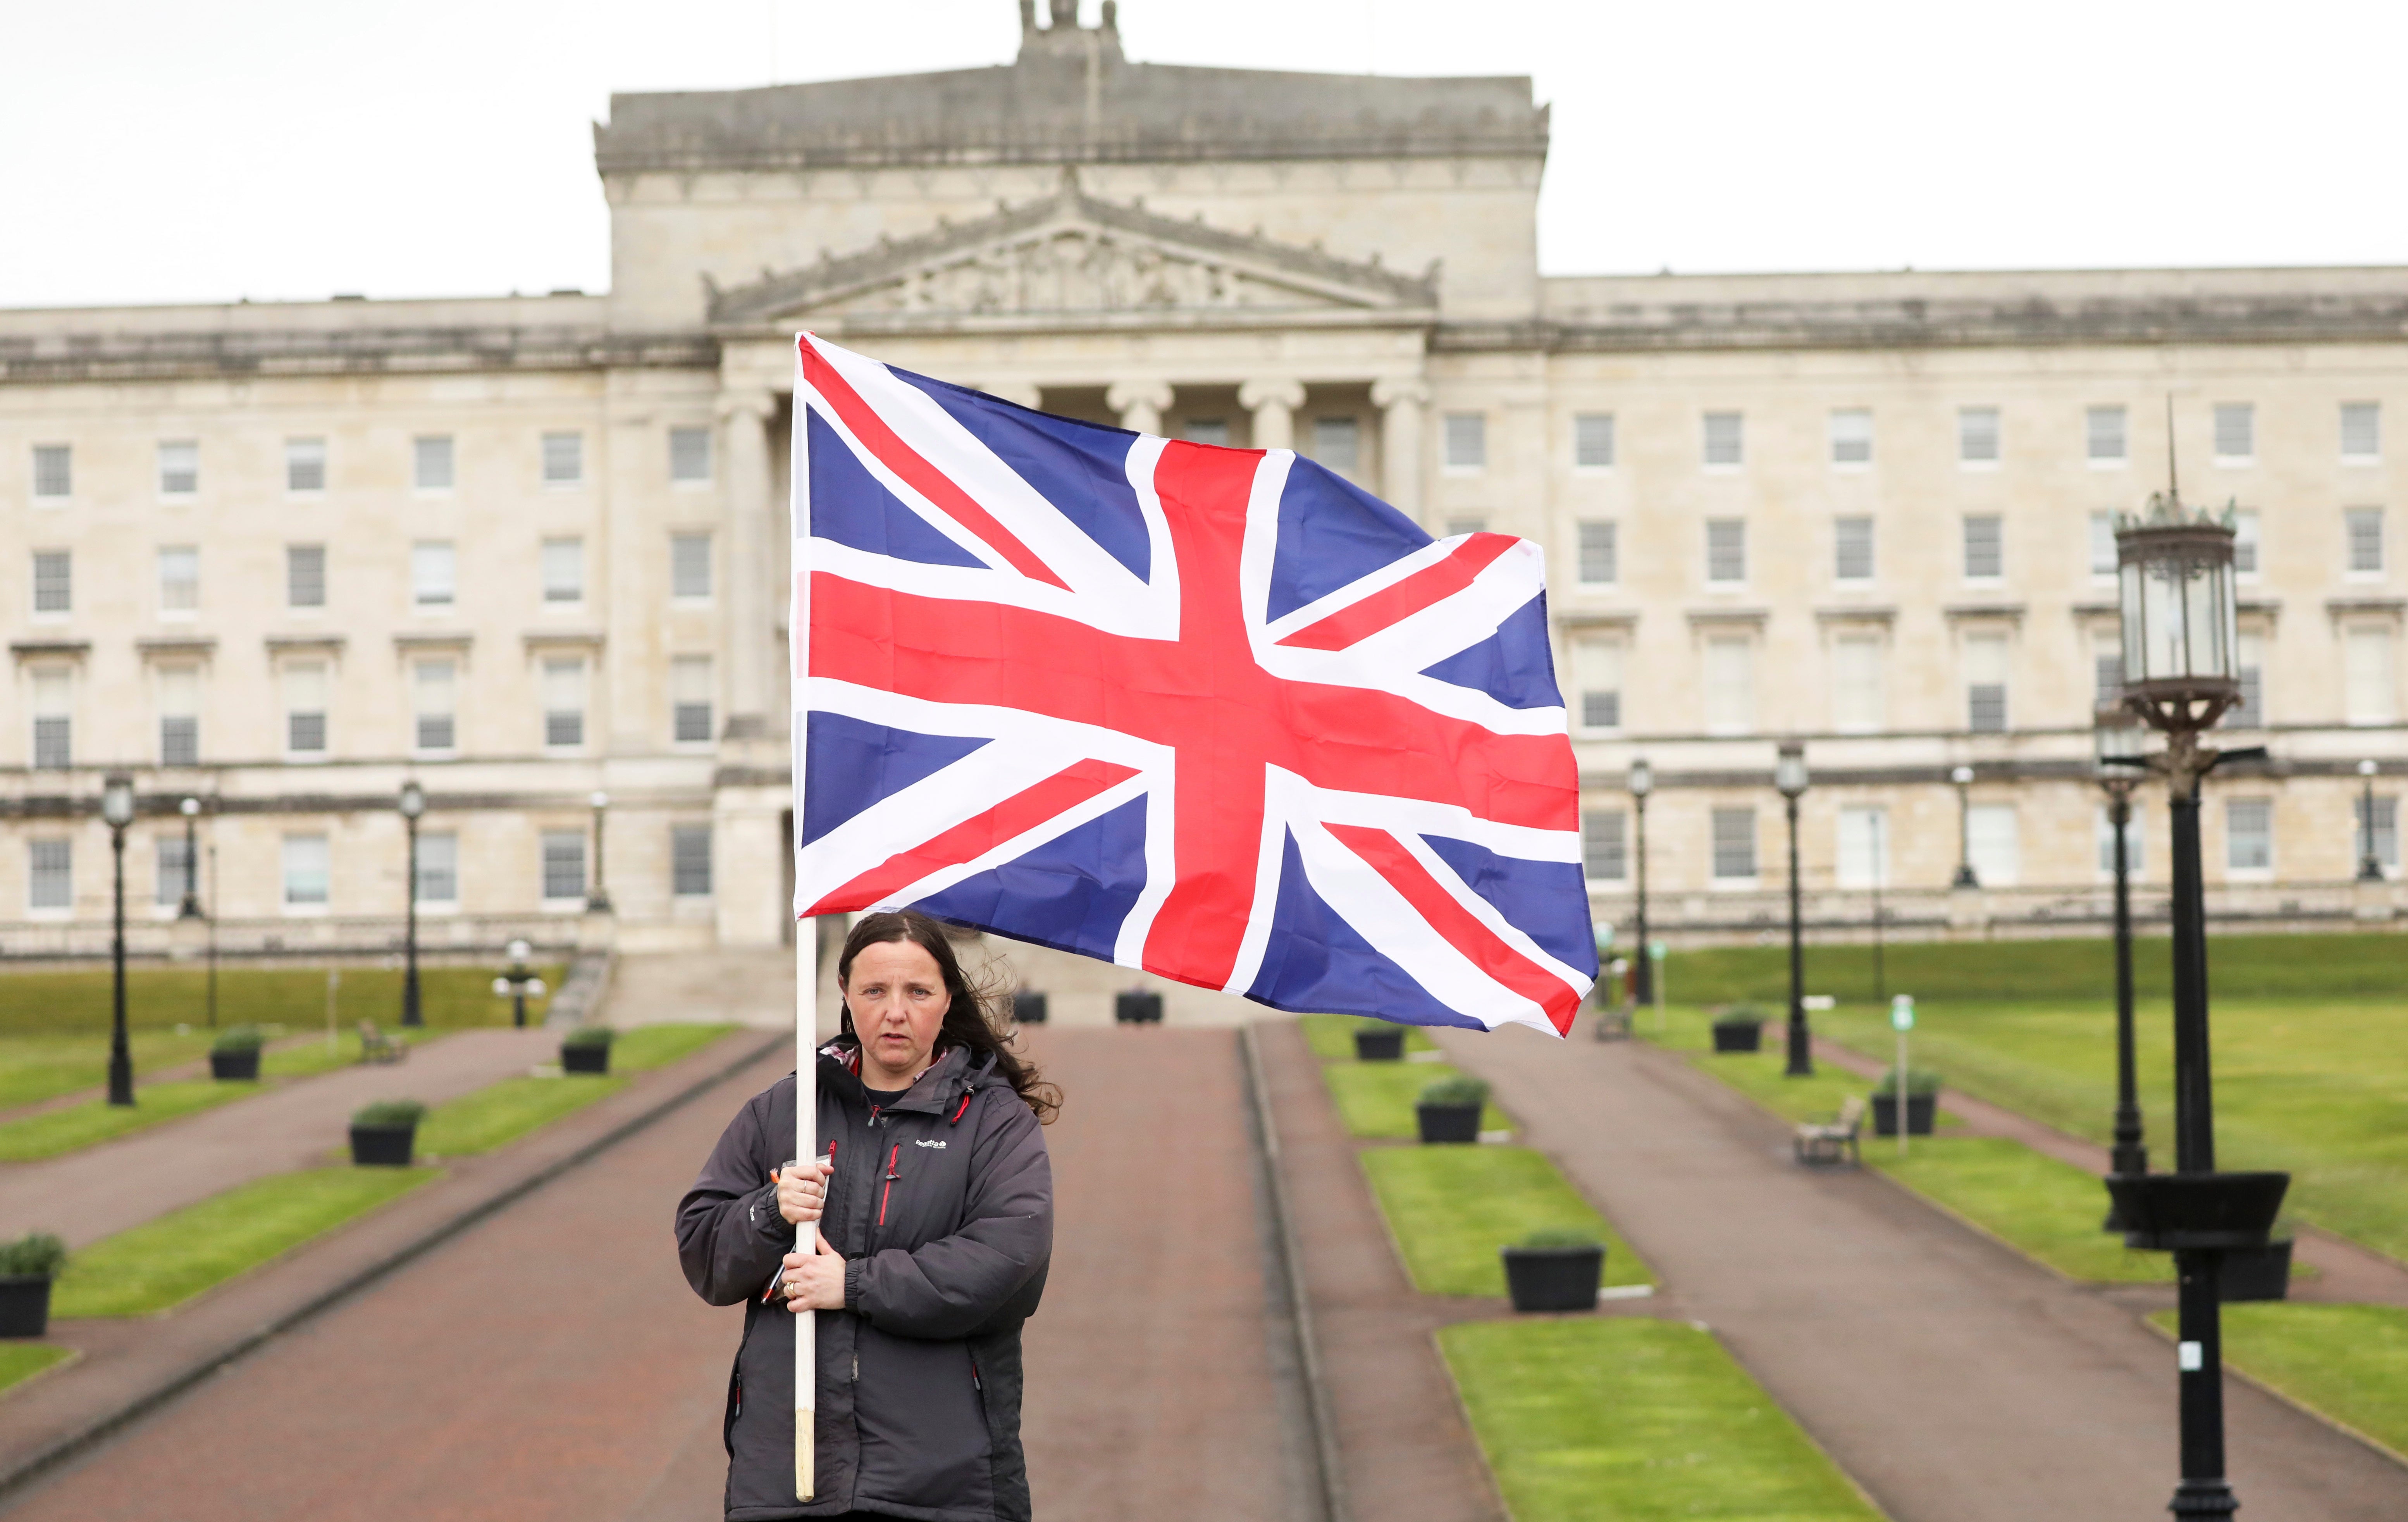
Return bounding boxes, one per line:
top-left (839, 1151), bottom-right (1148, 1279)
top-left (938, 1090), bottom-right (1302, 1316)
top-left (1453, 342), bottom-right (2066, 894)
top-left (971, 1357), bottom-right (982, 1393)
top-left (878, 1143), bottom-right (901, 1227)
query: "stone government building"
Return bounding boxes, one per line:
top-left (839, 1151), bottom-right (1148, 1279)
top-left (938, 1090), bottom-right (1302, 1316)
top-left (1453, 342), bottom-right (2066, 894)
top-left (2, 0), bottom-right (2401, 964)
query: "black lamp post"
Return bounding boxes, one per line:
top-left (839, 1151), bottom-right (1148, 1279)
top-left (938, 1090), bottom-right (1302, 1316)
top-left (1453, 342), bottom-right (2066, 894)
top-left (586, 790), bottom-right (614, 913)
top-left (1775, 741), bottom-right (1811, 1078)
top-left (102, 774), bottom-right (137, 1106)
top-left (492, 937), bottom-right (547, 1029)
top-left (399, 781), bottom-right (426, 1028)
top-left (177, 796), bottom-right (203, 919)
top-left (2359, 759), bottom-right (2386, 883)
top-left (2096, 706), bottom-right (2149, 1224)
top-left (1628, 757), bottom-right (1653, 1006)
top-left (1949, 764), bottom-right (1979, 888)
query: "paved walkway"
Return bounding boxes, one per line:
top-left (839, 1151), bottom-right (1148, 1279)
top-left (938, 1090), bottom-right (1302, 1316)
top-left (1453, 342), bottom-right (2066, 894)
top-left (0, 1026), bottom-right (558, 1247)
top-left (1436, 1016), bottom-right (2408, 1522)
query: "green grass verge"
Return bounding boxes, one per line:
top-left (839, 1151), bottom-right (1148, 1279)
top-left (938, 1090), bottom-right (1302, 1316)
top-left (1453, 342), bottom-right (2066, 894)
top-left (0, 964), bottom-right (561, 1039)
top-left (1299, 1014), bottom-right (1438, 1060)
top-left (1441, 1319), bottom-right (1882, 1522)
top-left (1648, 1005), bottom-right (1967, 1131)
top-left (1873, 1138), bottom-right (2169, 1283)
top-left (1363, 1145), bottom-right (1652, 1295)
top-left (2149, 1303), bottom-right (2408, 1460)
top-left (0, 1031), bottom-right (215, 1111)
top-left (0, 1344), bottom-right (75, 1395)
top-left (0, 1034), bottom-right (396, 1163)
top-left (1319, 1061), bottom-right (1510, 1139)
top-left (51, 1167), bottom-right (434, 1317)
top-left (416, 1024), bottom-right (736, 1158)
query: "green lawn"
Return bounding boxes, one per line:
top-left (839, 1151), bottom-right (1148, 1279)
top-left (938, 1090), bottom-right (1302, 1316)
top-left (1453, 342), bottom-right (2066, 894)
top-left (1363, 1145), bottom-right (1652, 1295)
top-left (0, 964), bottom-right (560, 1038)
top-left (1648, 1005), bottom-right (1967, 1132)
top-left (1875, 1138), bottom-right (2170, 1283)
top-left (51, 1167), bottom-right (434, 1317)
top-left (2151, 1303), bottom-right (2408, 1461)
top-left (0, 1034), bottom-right (387, 1163)
top-left (1441, 1319), bottom-right (1882, 1522)
top-left (1299, 1014), bottom-right (1439, 1060)
top-left (416, 1024), bottom-right (735, 1157)
top-left (0, 1030), bottom-right (215, 1111)
top-left (0, 1344), bottom-right (76, 1395)
top-left (1319, 1061), bottom-right (1510, 1139)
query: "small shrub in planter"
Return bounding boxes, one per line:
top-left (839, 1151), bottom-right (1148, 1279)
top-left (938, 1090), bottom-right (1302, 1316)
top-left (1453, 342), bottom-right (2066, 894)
top-left (1501, 1228), bottom-right (1604, 1313)
top-left (0, 1233), bottom-right (66, 1339)
top-left (1353, 1023), bottom-right (1405, 1061)
top-left (1415, 1074), bottom-right (1489, 1144)
top-left (560, 1025), bottom-right (615, 1075)
top-left (1114, 990), bottom-right (1164, 1025)
top-left (209, 1025), bottom-right (267, 1082)
top-left (1711, 1006), bottom-right (1768, 1054)
top-left (350, 1099), bottom-right (427, 1167)
top-left (1870, 1067), bottom-right (1943, 1137)
top-left (1011, 991), bottom-right (1048, 1026)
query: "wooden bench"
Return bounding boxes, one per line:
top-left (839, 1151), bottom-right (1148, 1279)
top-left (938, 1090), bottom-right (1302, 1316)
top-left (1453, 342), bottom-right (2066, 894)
top-left (357, 1020), bottom-right (409, 1065)
top-left (1794, 1094), bottom-right (1864, 1167)
top-left (1590, 1004), bottom-right (1633, 1042)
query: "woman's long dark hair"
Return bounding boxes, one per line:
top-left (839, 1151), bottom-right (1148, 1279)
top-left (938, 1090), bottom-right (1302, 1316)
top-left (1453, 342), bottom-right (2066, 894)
top-left (834, 910), bottom-right (1060, 1124)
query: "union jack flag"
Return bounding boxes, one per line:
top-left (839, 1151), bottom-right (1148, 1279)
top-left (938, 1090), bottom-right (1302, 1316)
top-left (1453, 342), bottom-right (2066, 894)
top-left (790, 334), bottom-right (1594, 1035)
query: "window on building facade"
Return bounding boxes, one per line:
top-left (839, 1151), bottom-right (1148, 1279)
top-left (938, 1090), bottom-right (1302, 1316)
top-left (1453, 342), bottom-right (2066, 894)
top-left (158, 665), bottom-right (200, 766)
top-left (1710, 808), bottom-right (1757, 880)
top-left (2341, 402), bottom-right (2381, 463)
top-left (2096, 647), bottom-right (2125, 706)
top-left (287, 544), bottom-right (326, 609)
top-left (284, 661), bottom-right (329, 754)
top-left (2214, 403), bottom-right (2255, 463)
top-left (2086, 406), bottom-right (2128, 464)
top-left (28, 840), bottom-right (71, 911)
top-left (2226, 799), bottom-right (2273, 871)
top-left (2345, 508), bottom-right (2384, 574)
top-left (1704, 636), bottom-right (1754, 734)
top-left (2227, 632), bottom-right (2266, 728)
top-left (2089, 511), bottom-right (2119, 577)
top-left (1836, 806), bottom-right (1889, 888)
top-left (154, 832), bottom-right (193, 908)
top-left (1311, 417), bottom-right (1358, 472)
top-left (1580, 807), bottom-right (1627, 882)
top-left (282, 835), bottom-right (330, 907)
top-left (1440, 515), bottom-right (1486, 539)
top-left (157, 546), bottom-right (200, 615)
top-left (1181, 418), bottom-right (1229, 447)
top-left (671, 533), bottom-right (713, 600)
top-left (158, 441), bottom-right (199, 495)
top-left (1443, 413), bottom-right (1486, 470)
top-left (1573, 412), bottom-right (1615, 469)
top-left (1963, 515), bottom-right (2004, 580)
top-left (542, 657), bottom-right (587, 749)
top-left (31, 669), bottom-right (71, 770)
top-left (672, 823), bottom-right (715, 897)
top-left (2344, 627), bottom-right (2396, 725)
top-left (672, 655), bottom-right (714, 743)
top-left (1701, 411), bottom-right (1744, 468)
top-left (32, 550), bottom-right (71, 614)
top-left (2098, 807), bottom-right (2147, 876)
top-left (413, 659), bottom-right (456, 752)
top-left (1705, 518), bottom-right (1746, 584)
top-left (542, 431), bottom-right (584, 486)
top-left (1831, 635), bottom-right (1883, 732)
top-left (32, 444), bottom-right (71, 500)
top-left (286, 437), bottom-right (327, 493)
top-left (412, 542), bottom-right (456, 608)
top-left (1571, 638), bottom-right (1621, 731)
top-left (2355, 795), bottom-right (2400, 873)
top-left (2233, 510), bottom-right (2261, 576)
top-left (1833, 517), bottom-right (1875, 582)
top-left (1575, 520), bottom-right (1617, 585)
top-left (1958, 406), bottom-right (2001, 465)
top-left (1829, 408), bottom-right (1873, 466)
top-left (416, 832), bottom-right (460, 905)
top-left (541, 831), bottom-right (587, 902)
top-left (414, 435), bottom-right (455, 491)
top-left (670, 426), bottom-right (713, 483)
top-left (1964, 633), bottom-right (2010, 733)
top-left (1968, 804), bottom-right (2021, 885)
top-left (542, 538), bottom-right (583, 604)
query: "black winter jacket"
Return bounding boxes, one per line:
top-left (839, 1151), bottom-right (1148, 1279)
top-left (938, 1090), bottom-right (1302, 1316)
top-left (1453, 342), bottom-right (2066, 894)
top-left (676, 1043), bottom-right (1053, 1522)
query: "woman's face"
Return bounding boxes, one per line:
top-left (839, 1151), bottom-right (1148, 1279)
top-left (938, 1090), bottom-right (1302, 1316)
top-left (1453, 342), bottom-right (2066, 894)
top-left (845, 938), bottom-right (951, 1089)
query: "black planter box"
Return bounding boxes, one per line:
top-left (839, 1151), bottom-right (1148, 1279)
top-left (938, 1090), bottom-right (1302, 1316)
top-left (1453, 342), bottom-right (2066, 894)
top-left (1870, 1093), bottom-right (1938, 1137)
top-left (1354, 1028), bottom-right (1405, 1061)
top-left (561, 1044), bottom-right (611, 1075)
top-left (1502, 1245), bottom-right (1604, 1313)
top-left (2105, 1171), bottom-right (2290, 1252)
top-left (350, 1124), bottom-right (418, 1167)
top-left (0, 1277), bottom-right (52, 1339)
top-left (1114, 991), bottom-right (1163, 1025)
top-left (1012, 992), bottom-right (1049, 1026)
top-left (1416, 1102), bottom-right (1482, 1144)
top-left (1711, 1022), bottom-right (1763, 1054)
top-left (2218, 1239), bottom-right (2294, 1302)
top-left (209, 1049), bottom-right (262, 1081)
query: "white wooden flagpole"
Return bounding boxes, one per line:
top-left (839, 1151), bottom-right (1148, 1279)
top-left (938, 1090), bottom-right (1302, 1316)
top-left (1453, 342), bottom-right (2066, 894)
top-left (796, 914), bottom-right (817, 1501)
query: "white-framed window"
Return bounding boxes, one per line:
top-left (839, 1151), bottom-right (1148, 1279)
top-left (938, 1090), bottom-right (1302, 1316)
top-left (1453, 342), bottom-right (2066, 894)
top-left (1836, 807), bottom-right (1889, 889)
top-left (1572, 413), bottom-right (1615, 470)
top-left (670, 425), bottom-right (713, 484)
top-left (671, 655), bottom-right (714, 744)
top-left (1834, 517), bottom-right (1875, 582)
top-left (671, 532), bottom-right (713, 601)
top-left (2344, 627), bottom-right (2396, 725)
top-left (2227, 631), bottom-right (2266, 729)
top-left (541, 431), bottom-right (584, 486)
top-left (32, 550), bottom-right (71, 615)
top-left (155, 546), bottom-right (199, 617)
top-left (155, 832), bottom-right (194, 909)
top-left (1570, 637), bottom-right (1622, 732)
top-left (672, 824), bottom-right (714, 897)
top-left (2097, 806), bottom-right (2147, 877)
top-left (31, 444), bottom-right (71, 501)
top-left (2341, 402), bottom-right (2381, 463)
top-left (158, 665), bottom-right (200, 766)
top-left (1964, 633), bottom-right (2010, 733)
top-left (413, 659), bottom-right (457, 753)
top-left (1829, 408), bottom-right (1873, 467)
top-left (1710, 807), bottom-right (1758, 881)
top-left (284, 661), bottom-right (329, 756)
top-left (2089, 511), bottom-right (2119, 577)
top-left (1968, 804), bottom-right (2020, 886)
top-left (1310, 417), bottom-right (1359, 472)
top-left (1963, 515), bottom-right (2004, 580)
top-left (2354, 795), bottom-right (2399, 874)
top-left (2345, 508), bottom-right (2384, 575)
top-left (287, 544), bottom-right (326, 609)
top-left (1701, 410), bottom-right (1744, 468)
top-left (1958, 406), bottom-right (2001, 466)
top-left (1831, 635), bottom-right (1883, 733)
top-left (1443, 413), bottom-right (1487, 472)
top-left (1181, 418), bottom-right (1230, 447)
top-left (1580, 807), bottom-right (1628, 882)
top-left (416, 832), bottom-right (460, 906)
top-left (286, 437), bottom-right (327, 493)
top-left (2233, 510), bottom-right (2261, 577)
top-left (158, 440), bottom-right (199, 496)
top-left (1705, 518), bottom-right (1746, 584)
top-left (1704, 636), bottom-right (1754, 735)
top-left (2086, 406), bottom-right (2128, 465)
top-left (2096, 644), bottom-right (2126, 706)
top-left (1444, 514), bottom-right (1488, 539)
top-left (541, 537), bottom-right (583, 605)
top-left (412, 541), bottom-right (456, 608)
top-left (540, 830), bottom-right (587, 904)
top-left (413, 435), bottom-right (455, 492)
top-left (2225, 799), bottom-right (2273, 873)
top-left (282, 833), bottom-right (330, 908)
top-left (2214, 403), bottom-right (2255, 465)
top-left (28, 840), bottom-right (71, 912)
top-left (31, 668), bottom-right (72, 770)
top-left (1575, 520), bottom-right (1617, 586)
top-left (542, 656), bottom-right (586, 749)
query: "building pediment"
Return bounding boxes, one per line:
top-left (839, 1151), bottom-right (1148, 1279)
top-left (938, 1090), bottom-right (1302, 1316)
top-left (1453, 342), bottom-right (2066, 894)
top-left (708, 176), bottom-right (1437, 332)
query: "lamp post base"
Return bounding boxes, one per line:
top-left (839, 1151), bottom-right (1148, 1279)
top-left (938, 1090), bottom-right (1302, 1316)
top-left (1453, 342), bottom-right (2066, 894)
top-left (2169, 1478), bottom-right (2239, 1519)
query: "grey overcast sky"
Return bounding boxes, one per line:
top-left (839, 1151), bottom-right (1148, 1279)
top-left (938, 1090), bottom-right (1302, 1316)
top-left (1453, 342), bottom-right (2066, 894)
top-left (4, 0), bottom-right (2401, 309)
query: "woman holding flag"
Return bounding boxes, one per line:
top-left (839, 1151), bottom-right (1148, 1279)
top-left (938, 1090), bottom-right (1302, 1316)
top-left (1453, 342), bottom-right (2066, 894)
top-left (677, 910), bottom-right (1058, 1521)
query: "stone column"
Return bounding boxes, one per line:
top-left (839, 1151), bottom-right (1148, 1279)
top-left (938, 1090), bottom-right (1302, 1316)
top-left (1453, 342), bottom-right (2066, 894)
top-left (1107, 380), bottom-right (1173, 437)
top-left (717, 388), bottom-right (776, 741)
top-left (1239, 379), bottom-right (1306, 451)
top-left (1372, 377), bottom-right (1430, 522)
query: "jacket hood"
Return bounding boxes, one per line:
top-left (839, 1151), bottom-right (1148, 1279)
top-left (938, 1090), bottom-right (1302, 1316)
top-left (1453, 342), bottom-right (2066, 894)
top-left (816, 1038), bottom-right (1009, 1123)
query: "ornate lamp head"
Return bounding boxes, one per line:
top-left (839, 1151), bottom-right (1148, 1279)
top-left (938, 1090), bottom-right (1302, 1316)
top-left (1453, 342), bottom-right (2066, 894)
top-left (2116, 492), bottom-right (2241, 735)
top-left (1774, 741), bottom-right (1809, 800)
